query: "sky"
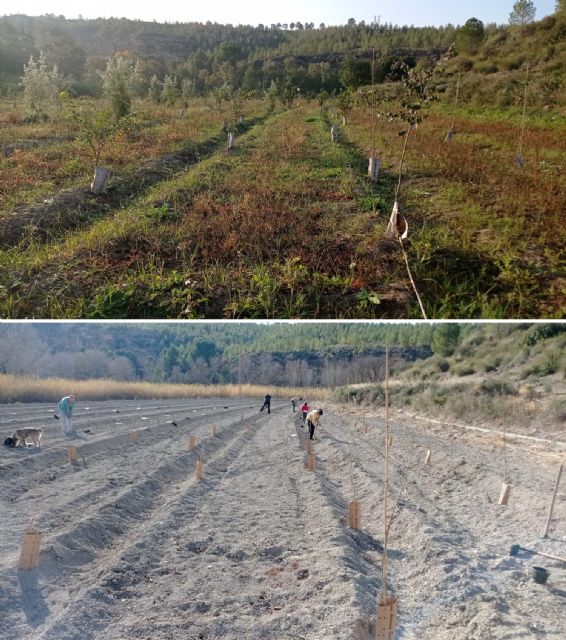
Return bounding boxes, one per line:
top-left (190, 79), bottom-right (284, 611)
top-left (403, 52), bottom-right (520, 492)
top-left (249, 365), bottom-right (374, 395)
top-left (0, 0), bottom-right (558, 27)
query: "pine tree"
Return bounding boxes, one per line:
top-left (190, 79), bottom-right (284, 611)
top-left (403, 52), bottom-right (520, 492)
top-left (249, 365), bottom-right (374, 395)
top-left (431, 324), bottom-right (461, 357)
top-left (509, 1), bottom-right (536, 29)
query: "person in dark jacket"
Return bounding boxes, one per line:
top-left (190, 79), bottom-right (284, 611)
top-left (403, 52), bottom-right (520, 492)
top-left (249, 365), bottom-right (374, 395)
top-left (260, 393), bottom-right (272, 414)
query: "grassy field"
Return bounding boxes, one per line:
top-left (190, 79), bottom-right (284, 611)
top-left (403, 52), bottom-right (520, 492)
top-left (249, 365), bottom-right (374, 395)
top-left (0, 96), bottom-right (564, 318)
top-left (0, 373), bottom-right (328, 403)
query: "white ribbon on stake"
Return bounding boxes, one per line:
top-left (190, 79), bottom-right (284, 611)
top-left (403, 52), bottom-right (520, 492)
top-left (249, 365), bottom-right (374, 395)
top-left (385, 201), bottom-right (408, 241)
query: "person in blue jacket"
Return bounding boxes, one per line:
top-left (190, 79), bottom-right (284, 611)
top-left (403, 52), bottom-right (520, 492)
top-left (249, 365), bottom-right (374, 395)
top-left (58, 394), bottom-right (76, 435)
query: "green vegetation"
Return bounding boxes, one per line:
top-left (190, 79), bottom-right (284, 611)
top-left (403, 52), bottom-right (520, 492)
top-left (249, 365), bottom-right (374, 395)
top-left (334, 323), bottom-right (565, 434)
top-left (0, 10), bottom-right (564, 319)
top-left (0, 10), bottom-right (564, 108)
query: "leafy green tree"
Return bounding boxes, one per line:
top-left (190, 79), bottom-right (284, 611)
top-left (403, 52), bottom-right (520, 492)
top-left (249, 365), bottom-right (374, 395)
top-left (211, 82), bottom-right (231, 110)
top-left (148, 74), bottom-right (161, 102)
top-left (317, 89), bottom-right (329, 110)
top-left (336, 88), bottom-right (354, 122)
top-left (100, 55), bottom-right (140, 120)
top-left (180, 77), bottom-right (195, 100)
top-left (431, 324), bottom-right (461, 357)
top-left (265, 80), bottom-right (278, 113)
top-left (21, 51), bottom-right (62, 119)
top-left (455, 18), bottom-right (485, 54)
top-left (192, 340), bottom-right (220, 362)
top-left (37, 27), bottom-right (86, 78)
top-left (509, 1), bottom-right (536, 28)
top-left (339, 57), bottom-right (371, 89)
top-left (161, 74), bottom-right (178, 106)
top-left (65, 102), bottom-right (136, 167)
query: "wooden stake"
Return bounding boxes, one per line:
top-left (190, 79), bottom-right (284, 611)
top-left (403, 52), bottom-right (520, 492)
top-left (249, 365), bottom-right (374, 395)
top-left (424, 450), bottom-right (431, 465)
top-left (498, 483), bottom-right (511, 505)
top-left (18, 529), bottom-right (42, 570)
top-left (388, 435), bottom-right (393, 447)
top-left (376, 345), bottom-right (398, 640)
top-left (376, 596), bottom-right (398, 640)
top-left (305, 440), bottom-right (312, 454)
top-left (67, 445), bottom-right (78, 463)
top-left (543, 464), bottom-right (563, 538)
top-left (130, 430), bottom-right (137, 445)
top-left (212, 425), bottom-right (217, 436)
top-left (196, 461), bottom-right (204, 480)
top-left (348, 500), bottom-right (361, 529)
top-left (188, 435), bottom-right (197, 450)
top-left (307, 453), bottom-right (316, 471)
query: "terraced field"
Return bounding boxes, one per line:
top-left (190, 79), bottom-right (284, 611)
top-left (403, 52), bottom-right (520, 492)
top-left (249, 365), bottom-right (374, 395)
top-left (1, 398), bottom-right (564, 639)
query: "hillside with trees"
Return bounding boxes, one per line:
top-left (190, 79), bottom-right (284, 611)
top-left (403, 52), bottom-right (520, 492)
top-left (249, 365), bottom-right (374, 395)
top-left (1, 323), bottom-right (563, 390)
top-left (335, 322), bottom-right (566, 437)
top-left (1, 5), bottom-right (564, 107)
top-left (0, 323), bottom-right (433, 387)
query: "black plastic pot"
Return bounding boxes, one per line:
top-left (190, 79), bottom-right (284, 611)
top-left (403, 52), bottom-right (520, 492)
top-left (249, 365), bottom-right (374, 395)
top-left (532, 566), bottom-right (549, 585)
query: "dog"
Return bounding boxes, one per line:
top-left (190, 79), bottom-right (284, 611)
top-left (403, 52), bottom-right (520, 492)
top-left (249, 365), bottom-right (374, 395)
top-left (11, 428), bottom-right (43, 448)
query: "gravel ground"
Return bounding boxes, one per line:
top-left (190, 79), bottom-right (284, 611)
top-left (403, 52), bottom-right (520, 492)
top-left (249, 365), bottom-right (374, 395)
top-left (0, 399), bottom-right (564, 640)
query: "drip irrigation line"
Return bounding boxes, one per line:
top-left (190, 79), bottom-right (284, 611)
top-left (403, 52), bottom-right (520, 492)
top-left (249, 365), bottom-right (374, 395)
top-left (399, 239), bottom-right (428, 319)
top-left (394, 127), bottom-right (412, 202)
top-left (385, 475), bottom-right (408, 540)
top-left (391, 125), bottom-right (427, 319)
top-left (517, 65), bottom-right (530, 159)
top-left (449, 73), bottom-right (461, 133)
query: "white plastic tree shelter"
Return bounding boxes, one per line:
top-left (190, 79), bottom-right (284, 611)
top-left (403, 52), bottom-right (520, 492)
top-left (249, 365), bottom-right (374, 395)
top-left (331, 124), bottom-right (338, 142)
top-left (91, 166), bottom-right (111, 195)
top-left (368, 157), bottom-right (380, 181)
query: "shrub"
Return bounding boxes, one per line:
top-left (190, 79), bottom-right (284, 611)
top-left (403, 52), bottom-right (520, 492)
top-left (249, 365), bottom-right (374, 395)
top-left (454, 365), bottom-right (475, 376)
top-left (479, 379), bottom-right (518, 396)
top-left (522, 351), bottom-right (561, 377)
top-left (549, 398), bottom-right (566, 422)
top-left (474, 62), bottom-right (498, 74)
top-left (523, 324), bottom-right (566, 346)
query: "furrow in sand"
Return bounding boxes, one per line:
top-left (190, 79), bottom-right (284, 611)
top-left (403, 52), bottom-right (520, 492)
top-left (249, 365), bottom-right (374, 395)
top-left (0, 407), bottom-right (276, 639)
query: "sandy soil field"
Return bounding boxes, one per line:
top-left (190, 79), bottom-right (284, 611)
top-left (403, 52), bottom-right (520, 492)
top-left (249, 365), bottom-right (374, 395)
top-left (0, 398), bottom-right (565, 640)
